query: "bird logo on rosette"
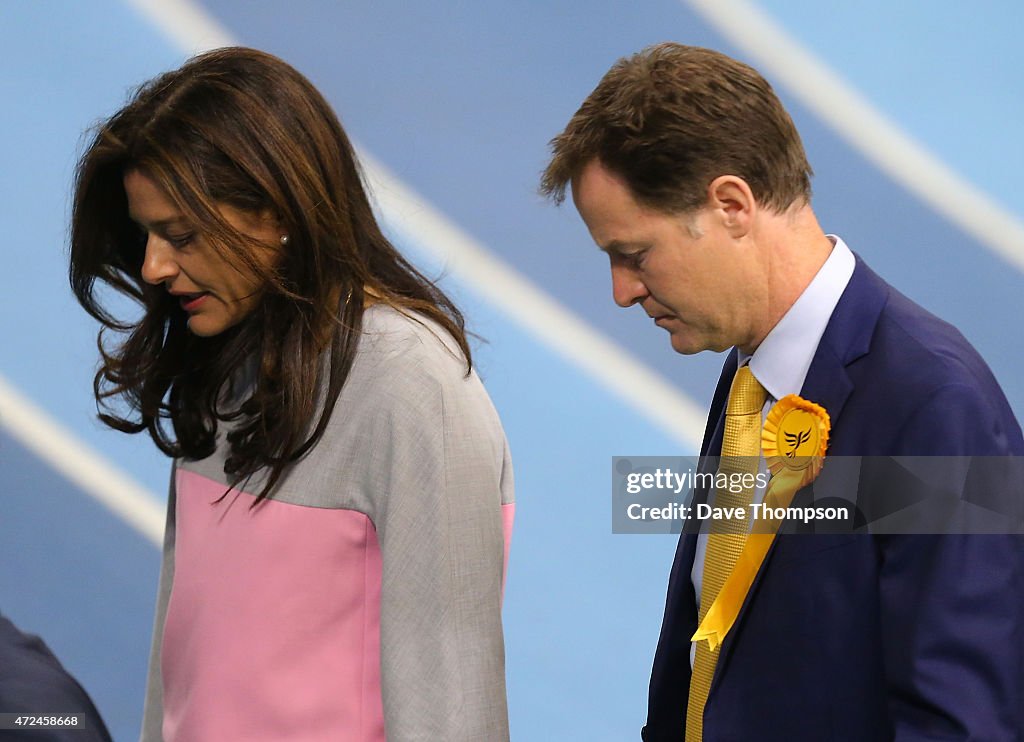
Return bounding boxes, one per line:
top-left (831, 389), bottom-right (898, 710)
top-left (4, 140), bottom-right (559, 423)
top-left (784, 427), bottom-right (812, 458)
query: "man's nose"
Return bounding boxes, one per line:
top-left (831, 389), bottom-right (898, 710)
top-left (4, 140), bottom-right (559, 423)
top-left (140, 234), bottom-right (179, 286)
top-left (611, 264), bottom-right (648, 308)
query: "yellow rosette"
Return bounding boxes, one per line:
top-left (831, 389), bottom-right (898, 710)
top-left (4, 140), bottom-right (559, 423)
top-left (765, 393), bottom-right (827, 474)
top-left (761, 394), bottom-right (830, 500)
top-left (692, 394), bottom-right (830, 652)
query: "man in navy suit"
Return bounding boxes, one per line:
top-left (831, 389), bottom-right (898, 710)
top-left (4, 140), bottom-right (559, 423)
top-left (542, 43), bottom-right (1023, 740)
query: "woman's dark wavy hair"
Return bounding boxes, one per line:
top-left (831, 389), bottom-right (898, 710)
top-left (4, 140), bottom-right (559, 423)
top-left (70, 47), bottom-right (471, 502)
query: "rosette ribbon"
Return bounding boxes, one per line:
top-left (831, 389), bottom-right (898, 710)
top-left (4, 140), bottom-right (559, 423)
top-left (691, 394), bottom-right (831, 651)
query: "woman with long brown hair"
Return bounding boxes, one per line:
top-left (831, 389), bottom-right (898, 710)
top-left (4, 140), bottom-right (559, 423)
top-left (70, 47), bottom-right (513, 741)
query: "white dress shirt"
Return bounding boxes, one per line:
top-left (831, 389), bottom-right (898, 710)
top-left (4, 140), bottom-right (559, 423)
top-left (688, 235), bottom-right (855, 668)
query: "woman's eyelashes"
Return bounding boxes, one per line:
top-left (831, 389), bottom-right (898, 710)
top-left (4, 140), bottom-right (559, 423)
top-left (166, 232), bottom-right (195, 249)
top-left (132, 222), bottom-right (196, 251)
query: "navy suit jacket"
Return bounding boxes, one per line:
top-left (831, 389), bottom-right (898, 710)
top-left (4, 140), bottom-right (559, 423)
top-left (643, 257), bottom-right (1024, 741)
top-left (0, 613), bottom-right (111, 741)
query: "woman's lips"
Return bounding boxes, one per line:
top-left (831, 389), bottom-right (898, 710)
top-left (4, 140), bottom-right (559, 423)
top-left (179, 293), bottom-right (208, 311)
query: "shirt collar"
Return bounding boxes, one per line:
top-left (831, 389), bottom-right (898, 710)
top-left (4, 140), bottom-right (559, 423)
top-left (739, 235), bottom-right (855, 402)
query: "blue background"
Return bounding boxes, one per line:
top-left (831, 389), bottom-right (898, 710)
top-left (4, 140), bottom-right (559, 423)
top-left (1, 2), bottom-right (1021, 739)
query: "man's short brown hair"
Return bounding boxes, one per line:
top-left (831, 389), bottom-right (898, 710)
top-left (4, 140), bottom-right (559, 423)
top-left (541, 43), bottom-right (813, 214)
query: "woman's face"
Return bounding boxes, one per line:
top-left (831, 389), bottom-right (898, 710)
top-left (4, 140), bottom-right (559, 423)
top-left (124, 169), bottom-right (280, 337)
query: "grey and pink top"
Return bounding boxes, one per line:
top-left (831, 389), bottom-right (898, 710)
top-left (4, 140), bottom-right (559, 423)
top-left (140, 305), bottom-right (515, 741)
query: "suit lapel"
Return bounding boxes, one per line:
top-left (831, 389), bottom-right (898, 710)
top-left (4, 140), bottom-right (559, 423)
top-left (800, 255), bottom-right (887, 421)
top-left (701, 253), bottom-right (886, 442)
top-left (655, 350), bottom-right (735, 724)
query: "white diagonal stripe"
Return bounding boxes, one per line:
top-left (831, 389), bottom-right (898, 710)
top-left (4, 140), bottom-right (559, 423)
top-left (0, 374), bottom-right (164, 546)
top-left (684, 0), bottom-right (1024, 275)
top-left (360, 151), bottom-right (707, 445)
top-left (123, 0), bottom-right (234, 52)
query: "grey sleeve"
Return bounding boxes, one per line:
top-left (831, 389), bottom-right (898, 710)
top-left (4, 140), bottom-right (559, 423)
top-left (371, 367), bottom-right (512, 741)
top-left (139, 462), bottom-right (176, 742)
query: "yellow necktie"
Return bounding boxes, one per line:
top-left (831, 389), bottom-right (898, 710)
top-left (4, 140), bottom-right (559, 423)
top-left (686, 365), bottom-right (767, 742)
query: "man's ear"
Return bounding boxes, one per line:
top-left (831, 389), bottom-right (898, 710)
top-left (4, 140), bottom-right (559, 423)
top-left (705, 175), bottom-right (756, 238)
